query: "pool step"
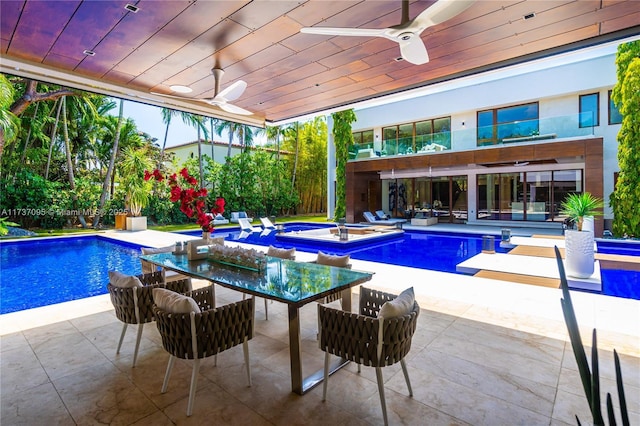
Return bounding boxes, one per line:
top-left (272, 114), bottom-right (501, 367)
top-left (509, 245), bottom-right (640, 271)
top-left (474, 270), bottom-right (560, 288)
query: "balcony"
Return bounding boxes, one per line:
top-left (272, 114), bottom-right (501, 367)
top-left (349, 113), bottom-right (597, 161)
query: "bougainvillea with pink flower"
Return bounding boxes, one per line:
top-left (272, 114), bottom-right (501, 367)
top-left (145, 167), bottom-right (225, 232)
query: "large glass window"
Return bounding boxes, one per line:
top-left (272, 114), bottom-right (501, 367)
top-left (382, 117), bottom-right (451, 156)
top-left (553, 169), bottom-right (582, 221)
top-left (478, 169), bottom-right (582, 222)
top-left (526, 171), bottom-right (551, 221)
top-left (477, 102), bottom-right (539, 145)
top-left (350, 130), bottom-right (374, 158)
top-left (608, 90), bottom-right (622, 125)
top-left (579, 93), bottom-right (599, 127)
top-left (398, 123), bottom-right (413, 154)
top-left (382, 126), bottom-right (398, 155)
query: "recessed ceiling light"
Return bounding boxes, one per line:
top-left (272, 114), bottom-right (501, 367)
top-left (169, 85), bottom-right (192, 93)
top-left (125, 4), bottom-right (139, 13)
top-left (523, 12), bottom-right (536, 20)
top-left (83, 50), bottom-right (95, 56)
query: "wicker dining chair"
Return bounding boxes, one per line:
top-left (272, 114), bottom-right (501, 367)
top-left (107, 271), bottom-right (190, 367)
top-left (317, 287), bottom-right (420, 426)
top-left (314, 251), bottom-right (352, 304)
top-left (140, 246), bottom-right (193, 288)
top-left (153, 286), bottom-right (254, 417)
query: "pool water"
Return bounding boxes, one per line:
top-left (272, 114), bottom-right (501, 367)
top-left (187, 224), bottom-right (640, 300)
top-left (1, 236), bottom-right (141, 314)
top-left (1, 225), bottom-right (638, 314)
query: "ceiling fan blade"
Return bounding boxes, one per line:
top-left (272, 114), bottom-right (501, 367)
top-left (216, 80), bottom-right (247, 102)
top-left (217, 102), bottom-right (253, 116)
top-left (301, 26), bottom-right (387, 38)
top-left (412, 0), bottom-right (474, 29)
top-left (399, 36), bottom-right (429, 65)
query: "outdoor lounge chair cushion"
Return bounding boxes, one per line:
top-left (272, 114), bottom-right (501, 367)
top-left (153, 288), bottom-right (200, 314)
top-left (378, 287), bottom-right (415, 319)
top-left (267, 245), bottom-right (296, 260)
top-left (108, 271), bottom-right (143, 288)
top-left (316, 252), bottom-right (350, 268)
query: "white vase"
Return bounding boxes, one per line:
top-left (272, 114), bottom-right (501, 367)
top-left (564, 229), bottom-right (595, 278)
top-left (582, 215), bottom-right (594, 235)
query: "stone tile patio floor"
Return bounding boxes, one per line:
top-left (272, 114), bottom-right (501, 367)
top-left (1, 229), bottom-right (638, 425)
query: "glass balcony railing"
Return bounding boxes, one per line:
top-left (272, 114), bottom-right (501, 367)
top-left (349, 113), bottom-right (597, 160)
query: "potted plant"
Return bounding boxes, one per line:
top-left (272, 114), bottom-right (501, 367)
top-left (121, 147), bottom-right (153, 231)
top-left (560, 192), bottom-right (604, 232)
top-left (560, 192), bottom-right (604, 278)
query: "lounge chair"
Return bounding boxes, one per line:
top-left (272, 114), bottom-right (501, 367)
top-left (260, 217), bottom-right (276, 229)
top-left (231, 211), bottom-right (253, 223)
top-left (363, 211), bottom-right (407, 227)
top-left (239, 218), bottom-right (261, 232)
top-left (206, 213), bottom-right (229, 225)
top-left (375, 210), bottom-right (390, 220)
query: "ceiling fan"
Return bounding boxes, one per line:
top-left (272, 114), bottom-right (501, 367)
top-left (300, 0), bottom-right (474, 65)
top-left (154, 68), bottom-right (253, 115)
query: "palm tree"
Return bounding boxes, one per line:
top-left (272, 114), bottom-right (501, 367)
top-left (0, 74), bottom-right (21, 161)
top-left (159, 108), bottom-right (207, 168)
top-left (214, 119), bottom-right (243, 159)
top-left (282, 122), bottom-right (300, 186)
top-left (94, 99), bottom-right (124, 228)
top-left (2, 77), bottom-right (78, 161)
top-left (266, 125), bottom-right (281, 162)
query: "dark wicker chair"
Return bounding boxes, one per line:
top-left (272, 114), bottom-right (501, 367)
top-left (318, 287), bottom-right (420, 426)
top-left (140, 246), bottom-right (192, 288)
top-left (153, 286), bottom-right (254, 417)
top-left (107, 271), bottom-right (190, 367)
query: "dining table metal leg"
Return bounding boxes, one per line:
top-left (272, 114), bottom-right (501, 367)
top-left (288, 289), bottom-right (353, 395)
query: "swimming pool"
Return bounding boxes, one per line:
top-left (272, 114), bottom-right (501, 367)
top-left (185, 224), bottom-right (640, 300)
top-left (2, 224), bottom-right (638, 314)
top-left (0, 236), bottom-right (142, 314)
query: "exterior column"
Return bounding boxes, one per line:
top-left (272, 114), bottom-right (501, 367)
top-left (327, 115), bottom-right (336, 220)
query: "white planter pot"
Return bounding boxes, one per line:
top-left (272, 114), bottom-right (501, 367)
top-left (582, 215), bottom-right (594, 235)
top-left (126, 216), bottom-right (147, 231)
top-left (564, 230), bottom-right (595, 278)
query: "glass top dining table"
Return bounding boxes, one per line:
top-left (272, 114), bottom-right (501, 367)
top-left (140, 251), bottom-right (374, 395)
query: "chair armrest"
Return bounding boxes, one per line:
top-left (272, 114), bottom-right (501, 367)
top-left (154, 297), bottom-right (254, 360)
top-left (195, 297), bottom-right (255, 358)
top-left (317, 304), bottom-right (381, 366)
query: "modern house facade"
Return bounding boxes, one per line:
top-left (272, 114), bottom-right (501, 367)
top-left (332, 37), bottom-right (636, 237)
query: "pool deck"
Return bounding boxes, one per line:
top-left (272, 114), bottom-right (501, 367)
top-left (1, 225), bottom-right (639, 425)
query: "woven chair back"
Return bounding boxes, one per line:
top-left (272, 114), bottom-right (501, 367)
top-left (318, 287), bottom-right (420, 368)
top-left (154, 297), bottom-right (254, 360)
top-left (107, 273), bottom-right (190, 325)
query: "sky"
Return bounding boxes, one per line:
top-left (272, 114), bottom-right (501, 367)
top-left (118, 100), bottom-right (209, 149)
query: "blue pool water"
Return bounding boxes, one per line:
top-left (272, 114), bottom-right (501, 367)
top-left (185, 224), bottom-right (640, 300)
top-left (1, 236), bottom-right (142, 314)
top-left (1, 224), bottom-right (638, 314)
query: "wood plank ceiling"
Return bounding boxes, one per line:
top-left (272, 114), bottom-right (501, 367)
top-left (1, 0), bottom-right (639, 126)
